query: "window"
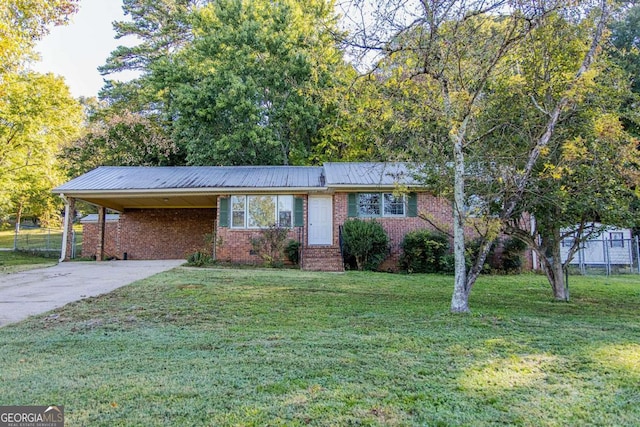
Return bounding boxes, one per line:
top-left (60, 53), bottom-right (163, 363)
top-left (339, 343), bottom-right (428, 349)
top-left (247, 195), bottom-right (276, 228)
top-left (383, 193), bottom-right (405, 216)
top-left (358, 193), bottom-right (380, 216)
top-left (356, 193), bottom-right (406, 217)
top-left (610, 232), bottom-right (624, 248)
top-left (231, 196), bottom-right (246, 228)
top-left (229, 195), bottom-right (294, 229)
top-left (278, 196), bottom-right (293, 228)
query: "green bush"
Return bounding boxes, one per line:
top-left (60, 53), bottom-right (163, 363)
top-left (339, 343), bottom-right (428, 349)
top-left (341, 219), bottom-right (389, 271)
top-left (187, 251), bottom-right (212, 267)
top-left (440, 253), bottom-right (456, 274)
top-left (495, 237), bottom-right (527, 273)
top-left (250, 225), bottom-right (289, 268)
top-left (285, 240), bottom-right (300, 265)
top-left (399, 229), bottom-right (450, 273)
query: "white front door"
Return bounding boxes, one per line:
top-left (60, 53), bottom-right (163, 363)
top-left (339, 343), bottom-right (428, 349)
top-left (308, 195), bottom-right (333, 245)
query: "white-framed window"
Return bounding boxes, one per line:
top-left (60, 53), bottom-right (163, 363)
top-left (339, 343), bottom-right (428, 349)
top-left (383, 193), bottom-right (405, 216)
top-left (278, 196), bottom-right (293, 228)
top-left (357, 193), bottom-right (405, 217)
top-left (358, 193), bottom-right (381, 217)
top-left (231, 195), bottom-right (246, 228)
top-left (230, 195), bottom-right (293, 229)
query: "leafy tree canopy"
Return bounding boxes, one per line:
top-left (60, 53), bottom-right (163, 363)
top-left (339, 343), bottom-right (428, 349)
top-left (0, 72), bottom-right (83, 226)
top-left (0, 0), bottom-right (78, 74)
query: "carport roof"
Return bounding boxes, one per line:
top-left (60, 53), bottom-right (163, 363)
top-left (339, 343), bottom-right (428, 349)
top-left (54, 165), bottom-right (325, 192)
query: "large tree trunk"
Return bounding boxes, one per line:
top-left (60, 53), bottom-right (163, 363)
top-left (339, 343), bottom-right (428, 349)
top-left (451, 119), bottom-right (470, 313)
top-left (539, 231), bottom-right (569, 301)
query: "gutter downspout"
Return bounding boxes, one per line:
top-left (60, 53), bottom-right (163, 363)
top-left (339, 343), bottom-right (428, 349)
top-left (59, 193), bottom-right (70, 263)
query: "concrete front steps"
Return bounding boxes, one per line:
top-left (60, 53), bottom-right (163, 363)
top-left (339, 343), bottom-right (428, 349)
top-left (301, 246), bottom-right (344, 272)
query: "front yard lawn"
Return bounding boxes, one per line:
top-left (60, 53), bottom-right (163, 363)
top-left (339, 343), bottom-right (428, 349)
top-left (0, 250), bottom-right (57, 273)
top-left (0, 268), bottom-right (638, 426)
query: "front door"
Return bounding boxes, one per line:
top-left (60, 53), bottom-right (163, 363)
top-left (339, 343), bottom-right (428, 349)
top-left (308, 195), bottom-right (333, 245)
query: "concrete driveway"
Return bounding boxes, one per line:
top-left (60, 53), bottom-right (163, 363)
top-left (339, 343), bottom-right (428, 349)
top-left (0, 260), bottom-right (184, 327)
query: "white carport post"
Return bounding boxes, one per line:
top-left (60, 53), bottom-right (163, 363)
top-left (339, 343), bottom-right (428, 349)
top-left (59, 194), bottom-right (76, 262)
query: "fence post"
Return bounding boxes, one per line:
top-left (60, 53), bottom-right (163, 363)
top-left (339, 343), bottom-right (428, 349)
top-left (635, 235), bottom-right (640, 274)
top-left (604, 238), bottom-right (611, 276)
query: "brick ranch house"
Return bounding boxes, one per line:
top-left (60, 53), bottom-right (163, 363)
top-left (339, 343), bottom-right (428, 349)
top-left (53, 162), bottom-right (481, 272)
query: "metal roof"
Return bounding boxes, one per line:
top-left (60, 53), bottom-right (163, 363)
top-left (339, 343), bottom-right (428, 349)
top-left (79, 214), bottom-right (120, 223)
top-left (53, 163), bottom-right (424, 196)
top-left (323, 162), bottom-right (421, 186)
top-left (54, 166), bottom-right (325, 192)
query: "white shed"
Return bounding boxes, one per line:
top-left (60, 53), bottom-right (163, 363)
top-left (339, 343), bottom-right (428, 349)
top-left (560, 223), bottom-right (637, 269)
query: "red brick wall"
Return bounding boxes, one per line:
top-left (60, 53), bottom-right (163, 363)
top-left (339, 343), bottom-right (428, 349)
top-left (80, 194), bottom-right (532, 270)
top-left (118, 209), bottom-right (215, 259)
top-left (81, 222), bottom-right (119, 259)
top-left (333, 192), bottom-right (453, 271)
top-left (215, 227), bottom-right (302, 264)
top-left (215, 195), bottom-right (304, 264)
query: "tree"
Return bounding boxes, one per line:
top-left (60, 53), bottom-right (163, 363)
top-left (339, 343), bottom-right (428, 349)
top-left (484, 54), bottom-right (639, 299)
top-left (165, 0), bottom-right (350, 165)
top-left (608, 4), bottom-right (640, 138)
top-left (61, 105), bottom-right (180, 177)
top-left (467, 10), bottom-right (640, 301)
top-left (0, 0), bottom-right (78, 74)
top-left (0, 72), bottom-right (83, 226)
top-left (99, 0), bottom-right (199, 115)
top-left (342, 0), bottom-right (613, 311)
top-left (99, 0), bottom-right (353, 167)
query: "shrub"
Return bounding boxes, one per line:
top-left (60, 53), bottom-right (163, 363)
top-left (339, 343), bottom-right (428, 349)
top-left (250, 225), bottom-right (289, 268)
top-left (440, 253), bottom-right (456, 274)
top-left (399, 229), bottom-right (450, 273)
top-left (285, 240), bottom-right (300, 266)
top-left (186, 233), bottom-right (214, 267)
top-left (341, 219), bottom-right (389, 271)
top-left (187, 251), bottom-right (212, 267)
top-left (495, 237), bottom-right (527, 273)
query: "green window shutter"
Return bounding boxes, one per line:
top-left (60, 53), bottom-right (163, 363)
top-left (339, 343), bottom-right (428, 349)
top-left (407, 193), bottom-right (418, 217)
top-left (294, 197), bottom-right (304, 227)
top-left (348, 193), bottom-right (358, 217)
top-left (218, 197), bottom-right (229, 227)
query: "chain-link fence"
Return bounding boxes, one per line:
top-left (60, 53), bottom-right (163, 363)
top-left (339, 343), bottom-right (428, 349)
top-left (7, 227), bottom-right (82, 258)
top-left (563, 236), bottom-right (640, 275)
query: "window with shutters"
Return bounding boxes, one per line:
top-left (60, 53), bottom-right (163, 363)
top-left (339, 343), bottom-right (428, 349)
top-left (353, 193), bottom-right (409, 218)
top-left (223, 195), bottom-right (296, 229)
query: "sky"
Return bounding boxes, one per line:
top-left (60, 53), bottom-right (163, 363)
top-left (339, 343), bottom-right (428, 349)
top-left (32, 0), bottom-right (138, 99)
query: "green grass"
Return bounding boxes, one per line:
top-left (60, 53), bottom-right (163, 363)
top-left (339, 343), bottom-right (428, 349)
top-left (0, 269), bottom-right (638, 426)
top-left (0, 250), bottom-right (57, 272)
top-left (0, 227), bottom-right (82, 252)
